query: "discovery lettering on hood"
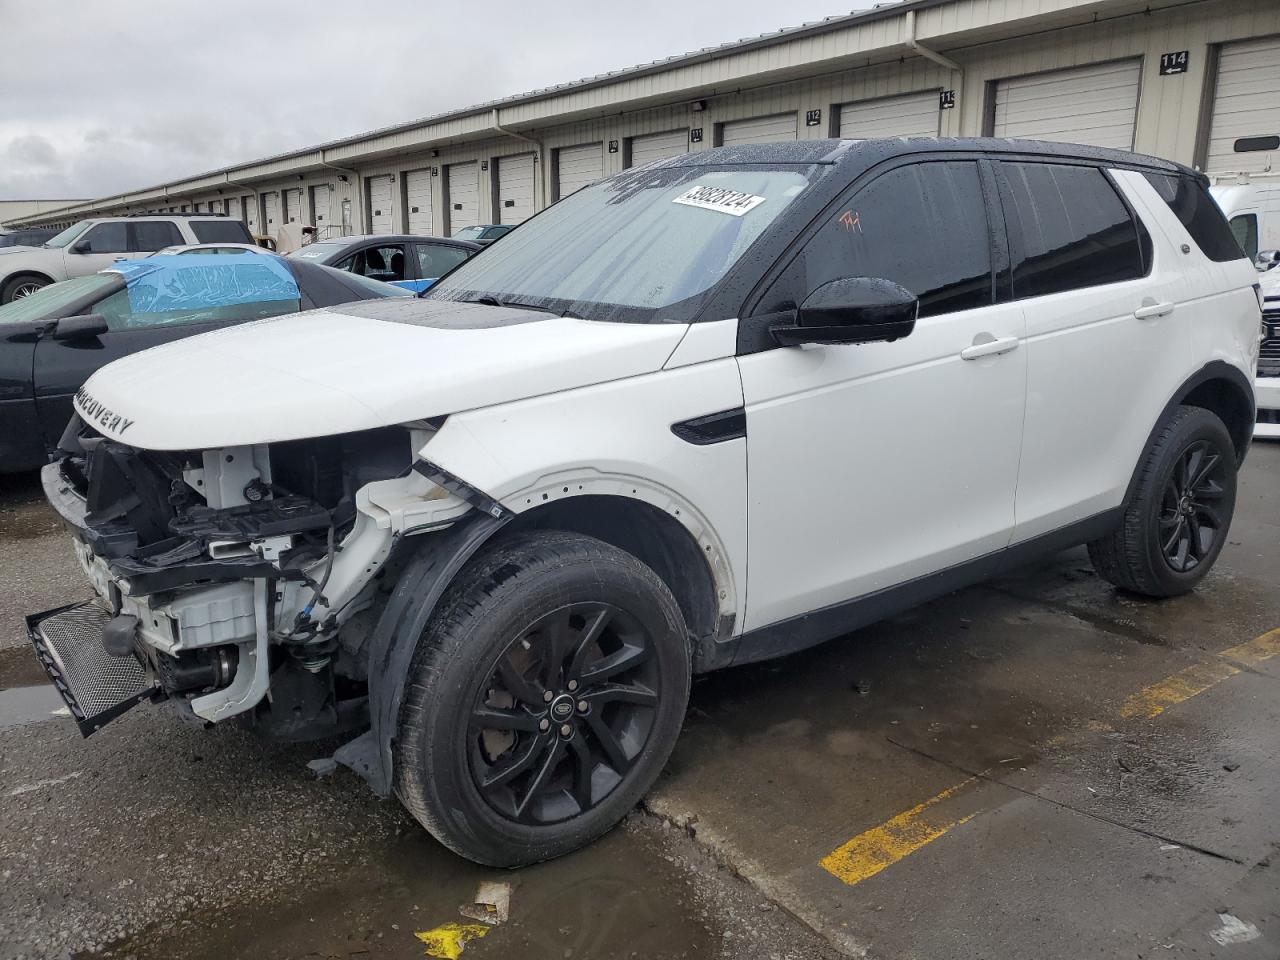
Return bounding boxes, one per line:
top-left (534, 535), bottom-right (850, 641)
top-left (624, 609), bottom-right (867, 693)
top-left (74, 387), bottom-right (135, 436)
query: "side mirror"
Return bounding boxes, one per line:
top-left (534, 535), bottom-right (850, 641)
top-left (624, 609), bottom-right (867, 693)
top-left (51, 314), bottom-right (108, 340)
top-left (1256, 250), bottom-right (1280, 271)
top-left (70, 239), bottom-right (91, 254)
top-left (772, 277), bottom-right (919, 347)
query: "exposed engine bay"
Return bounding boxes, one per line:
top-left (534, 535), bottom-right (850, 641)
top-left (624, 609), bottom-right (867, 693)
top-left (37, 416), bottom-right (474, 740)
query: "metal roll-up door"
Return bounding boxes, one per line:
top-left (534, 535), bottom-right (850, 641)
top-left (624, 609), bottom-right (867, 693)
top-left (209, 199), bottom-right (224, 214)
top-left (262, 191), bottom-right (281, 230)
top-left (447, 163), bottom-right (479, 234)
top-left (311, 185), bottom-right (331, 232)
top-left (496, 154), bottom-right (535, 224)
top-left (1205, 37), bottom-right (1280, 173)
top-left (556, 143), bottom-right (603, 199)
top-left (838, 91), bottom-right (939, 139)
top-left (720, 113), bottom-right (798, 147)
top-left (404, 169), bottom-right (433, 234)
top-left (367, 175), bottom-right (394, 233)
top-left (628, 130), bottom-right (688, 167)
top-left (992, 60), bottom-right (1141, 150)
top-left (245, 196), bottom-right (258, 231)
top-left (227, 196), bottom-right (242, 222)
top-left (284, 188), bottom-right (303, 223)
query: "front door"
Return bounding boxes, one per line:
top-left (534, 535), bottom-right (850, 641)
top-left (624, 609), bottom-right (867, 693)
top-left (60, 222), bottom-right (133, 279)
top-left (738, 159), bottom-right (1027, 632)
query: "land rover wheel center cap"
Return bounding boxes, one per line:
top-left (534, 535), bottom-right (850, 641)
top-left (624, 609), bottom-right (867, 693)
top-left (550, 695), bottom-right (575, 722)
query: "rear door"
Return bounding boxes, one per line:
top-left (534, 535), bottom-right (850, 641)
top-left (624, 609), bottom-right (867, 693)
top-left (130, 221), bottom-right (185, 255)
top-left (997, 161), bottom-right (1192, 543)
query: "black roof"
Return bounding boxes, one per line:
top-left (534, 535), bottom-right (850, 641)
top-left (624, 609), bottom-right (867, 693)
top-left (655, 137), bottom-right (1188, 178)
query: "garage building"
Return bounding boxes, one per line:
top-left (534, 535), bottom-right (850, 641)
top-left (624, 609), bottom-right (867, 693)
top-left (8, 0), bottom-right (1279, 236)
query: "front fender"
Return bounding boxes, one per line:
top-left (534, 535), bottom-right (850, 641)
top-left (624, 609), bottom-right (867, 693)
top-left (421, 358), bottom-right (748, 625)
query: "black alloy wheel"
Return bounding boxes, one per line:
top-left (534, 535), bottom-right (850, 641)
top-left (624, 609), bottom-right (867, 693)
top-left (1157, 439), bottom-right (1228, 573)
top-left (469, 601), bottom-right (659, 825)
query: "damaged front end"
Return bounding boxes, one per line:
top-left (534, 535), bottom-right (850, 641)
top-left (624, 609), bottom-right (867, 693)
top-left (29, 417), bottom-right (475, 745)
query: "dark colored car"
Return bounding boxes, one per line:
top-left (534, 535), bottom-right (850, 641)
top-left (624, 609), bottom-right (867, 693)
top-left (451, 224), bottom-right (514, 245)
top-left (0, 253), bottom-right (409, 472)
top-left (288, 234), bottom-right (481, 293)
top-left (0, 227), bottom-right (59, 249)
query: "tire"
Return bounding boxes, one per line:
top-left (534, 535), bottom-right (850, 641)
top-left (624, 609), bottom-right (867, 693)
top-left (1088, 406), bottom-right (1237, 597)
top-left (394, 529), bottom-right (691, 867)
top-left (1, 274), bottom-right (50, 304)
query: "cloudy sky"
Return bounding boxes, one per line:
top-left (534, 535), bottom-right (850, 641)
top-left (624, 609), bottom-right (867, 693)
top-left (0, 0), bottom-right (854, 201)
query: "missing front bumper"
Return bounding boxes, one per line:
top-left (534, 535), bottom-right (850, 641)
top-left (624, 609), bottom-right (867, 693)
top-left (26, 600), bottom-right (160, 736)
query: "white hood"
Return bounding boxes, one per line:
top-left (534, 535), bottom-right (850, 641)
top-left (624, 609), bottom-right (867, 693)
top-left (75, 299), bottom-right (689, 450)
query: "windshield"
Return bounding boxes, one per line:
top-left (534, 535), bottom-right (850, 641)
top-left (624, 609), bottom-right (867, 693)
top-left (452, 226), bottom-right (485, 241)
top-left (288, 241), bottom-right (351, 262)
top-left (0, 273), bottom-right (119, 324)
top-left (43, 221), bottom-right (94, 249)
top-left (429, 164), bottom-right (814, 323)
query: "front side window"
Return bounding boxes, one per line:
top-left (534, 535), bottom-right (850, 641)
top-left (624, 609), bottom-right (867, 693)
top-left (415, 243), bottom-right (471, 278)
top-left (756, 161), bottom-right (993, 319)
top-left (1145, 173), bottom-right (1247, 262)
top-left (131, 221), bottom-right (184, 252)
top-left (430, 164), bottom-right (819, 324)
top-left (77, 222), bottom-right (129, 254)
top-left (998, 163), bottom-right (1148, 299)
top-left (339, 245), bottom-right (406, 281)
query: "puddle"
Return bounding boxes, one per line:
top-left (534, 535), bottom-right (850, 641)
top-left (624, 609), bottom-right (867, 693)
top-left (97, 825), bottom-right (717, 959)
top-left (0, 683), bottom-right (66, 729)
top-left (0, 645), bottom-right (50, 691)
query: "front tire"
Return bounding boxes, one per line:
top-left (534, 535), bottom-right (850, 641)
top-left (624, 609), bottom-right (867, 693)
top-left (395, 530), bottom-right (691, 867)
top-left (1088, 406), bottom-right (1237, 597)
top-left (1, 274), bottom-right (50, 304)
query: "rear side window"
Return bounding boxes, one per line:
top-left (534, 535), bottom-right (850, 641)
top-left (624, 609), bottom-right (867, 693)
top-left (131, 221), bottom-right (183, 251)
top-left (998, 163), bottom-right (1148, 299)
top-left (1229, 214), bottom-right (1259, 261)
top-left (756, 161), bottom-right (994, 319)
top-left (415, 243), bottom-right (471, 278)
top-left (1143, 173), bottom-right (1246, 262)
top-left (191, 219), bottom-right (254, 244)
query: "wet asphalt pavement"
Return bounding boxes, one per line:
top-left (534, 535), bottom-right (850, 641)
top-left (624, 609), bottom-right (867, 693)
top-left (1, 445), bottom-right (1278, 959)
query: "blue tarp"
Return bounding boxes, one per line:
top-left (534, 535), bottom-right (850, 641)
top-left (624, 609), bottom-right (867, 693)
top-left (108, 254), bottom-right (299, 314)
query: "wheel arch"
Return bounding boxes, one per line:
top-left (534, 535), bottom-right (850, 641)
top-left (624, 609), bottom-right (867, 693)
top-left (1177, 365), bottom-right (1254, 463)
top-left (1123, 360), bottom-right (1255, 506)
top-left (2, 270), bottom-right (56, 295)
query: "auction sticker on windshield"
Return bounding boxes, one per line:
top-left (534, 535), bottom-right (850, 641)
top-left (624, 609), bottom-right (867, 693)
top-left (673, 185), bottom-right (767, 216)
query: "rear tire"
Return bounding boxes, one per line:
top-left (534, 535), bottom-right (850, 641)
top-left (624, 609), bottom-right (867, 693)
top-left (1, 274), bottom-right (49, 304)
top-left (1088, 406), bottom-right (1237, 597)
top-left (394, 530), bottom-right (691, 867)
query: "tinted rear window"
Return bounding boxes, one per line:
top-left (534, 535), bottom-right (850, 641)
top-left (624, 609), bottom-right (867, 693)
top-left (1143, 173), bottom-right (1245, 262)
top-left (998, 163), bottom-right (1149, 299)
top-left (191, 219), bottom-right (254, 244)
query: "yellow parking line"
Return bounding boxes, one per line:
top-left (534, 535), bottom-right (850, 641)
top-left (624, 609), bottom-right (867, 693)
top-left (820, 778), bottom-right (977, 886)
top-left (1220, 628), bottom-right (1280, 668)
top-left (1121, 627), bottom-right (1280, 720)
top-left (820, 627), bottom-right (1279, 886)
top-left (1119, 660), bottom-right (1242, 719)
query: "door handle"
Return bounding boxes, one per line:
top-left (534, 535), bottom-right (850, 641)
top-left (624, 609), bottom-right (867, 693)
top-left (960, 334), bottom-right (1019, 360)
top-left (1134, 299), bottom-right (1175, 320)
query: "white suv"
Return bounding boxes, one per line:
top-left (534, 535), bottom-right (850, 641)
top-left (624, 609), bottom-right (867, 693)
top-left (28, 139), bottom-right (1260, 867)
top-left (0, 215), bottom-right (254, 303)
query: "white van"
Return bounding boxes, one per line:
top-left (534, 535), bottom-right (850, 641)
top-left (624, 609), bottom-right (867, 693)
top-left (1211, 174), bottom-right (1280, 270)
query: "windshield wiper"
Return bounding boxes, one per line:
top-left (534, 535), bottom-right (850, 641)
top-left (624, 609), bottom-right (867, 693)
top-left (461, 295), bottom-right (581, 320)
